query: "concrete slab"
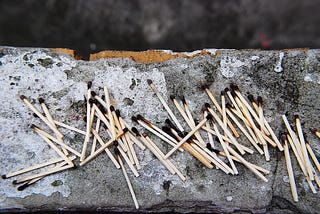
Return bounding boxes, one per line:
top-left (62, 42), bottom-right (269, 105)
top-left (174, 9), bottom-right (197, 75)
top-left (0, 47), bottom-right (319, 213)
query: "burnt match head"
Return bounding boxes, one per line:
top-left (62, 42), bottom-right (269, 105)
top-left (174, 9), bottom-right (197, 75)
top-left (30, 124), bottom-right (38, 129)
top-left (257, 96), bottom-right (263, 105)
top-left (87, 81), bottom-right (92, 89)
top-left (131, 127), bottom-right (141, 136)
top-left (1, 174), bottom-right (7, 179)
top-left (224, 87), bottom-right (230, 93)
top-left (247, 94), bottom-right (255, 103)
top-left (114, 147), bottom-right (121, 156)
top-left (181, 96), bottom-right (187, 105)
top-left (91, 91), bottom-right (97, 97)
top-left (226, 103), bottom-right (233, 109)
top-left (170, 95), bottom-right (175, 101)
top-left (113, 141), bottom-right (119, 147)
top-left (101, 95), bottom-right (105, 101)
top-left (220, 91), bottom-right (225, 96)
top-left (294, 114), bottom-right (300, 120)
top-left (206, 114), bottom-right (213, 120)
top-left (123, 128), bottom-right (129, 133)
top-left (38, 97), bottom-right (45, 104)
top-left (136, 114), bottom-right (144, 121)
top-left (110, 106), bottom-right (115, 112)
top-left (281, 135), bottom-right (287, 143)
top-left (12, 180), bottom-right (18, 185)
top-left (115, 109), bottom-right (121, 117)
top-left (89, 98), bottom-right (97, 104)
top-left (230, 90), bottom-right (237, 98)
top-left (17, 183), bottom-right (29, 191)
top-left (19, 95), bottom-right (26, 100)
top-left (32, 113), bottom-right (39, 118)
top-left (204, 103), bottom-right (211, 109)
top-left (131, 116), bottom-right (138, 123)
top-left (310, 128), bottom-right (318, 133)
top-left (147, 79), bottom-right (153, 85)
top-left (206, 143), bottom-right (213, 151)
top-left (230, 84), bottom-right (239, 91)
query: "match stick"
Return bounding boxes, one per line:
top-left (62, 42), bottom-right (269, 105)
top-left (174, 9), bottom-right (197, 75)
top-left (32, 124), bottom-right (81, 157)
top-left (225, 88), bottom-right (243, 116)
top-left (144, 135), bottom-right (186, 180)
top-left (263, 118), bottom-right (283, 151)
top-left (205, 104), bottom-right (247, 155)
top-left (310, 128), bottom-right (320, 139)
top-left (38, 97), bottom-right (64, 139)
top-left (115, 142), bottom-right (139, 177)
top-left (165, 127), bottom-right (213, 169)
top-left (164, 114), bottom-right (213, 159)
top-left (125, 132), bottom-right (141, 169)
top-left (54, 120), bottom-right (86, 135)
top-left (80, 129), bottom-right (128, 166)
top-left (115, 148), bottom-right (139, 209)
top-left (204, 144), bottom-right (235, 174)
top-left (306, 142), bottom-right (320, 172)
top-left (93, 104), bottom-right (112, 131)
top-left (181, 96), bottom-right (195, 126)
top-left (204, 87), bottom-right (239, 137)
top-left (283, 136), bottom-right (299, 202)
top-left (171, 95), bottom-right (206, 147)
top-left (2, 157), bottom-right (65, 179)
top-left (204, 111), bottom-right (215, 148)
top-left (201, 126), bottom-right (233, 144)
top-left (221, 91), bottom-right (227, 134)
top-left (286, 134), bottom-right (307, 176)
top-left (13, 164), bottom-right (74, 184)
top-left (91, 118), bottom-right (101, 155)
top-left (132, 116), bottom-right (182, 151)
top-left (80, 81), bottom-right (93, 161)
top-left (147, 79), bottom-right (184, 132)
top-left (231, 85), bottom-right (270, 135)
top-left (295, 115), bottom-right (314, 180)
top-left (20, 95), bottom-right (64, 139)
top-left (31, 125), bottom-right (74, 166)
top-left (91, 128), bottom-right (121, 169)
top-left (213, 123), bottom-right (238, 174)
top-left (226, 108), bottom-right (264, 155)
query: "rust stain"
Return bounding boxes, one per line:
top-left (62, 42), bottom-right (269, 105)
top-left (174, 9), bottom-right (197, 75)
top-left (89, 49), bottom-right (219, 63)
top-left (51, 48), bottom-right (83, 60)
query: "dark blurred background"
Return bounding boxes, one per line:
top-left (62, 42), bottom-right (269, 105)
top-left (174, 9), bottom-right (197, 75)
top-left (0, 0), bottom-right (319, 59)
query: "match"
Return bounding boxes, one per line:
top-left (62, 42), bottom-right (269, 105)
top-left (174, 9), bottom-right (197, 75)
top-left (306, 142), bottom-right (320, 172)
top-left (310, 128), bottom-right (320, 139)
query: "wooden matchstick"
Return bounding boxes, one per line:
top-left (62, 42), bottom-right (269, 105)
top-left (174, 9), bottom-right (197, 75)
top-left (54, 120), bottom-right (86, 135)
top-left (2, 157), bottom-right (65, 179)
top-left (165, 127), bottom-right (213, 169)
top-left (132, 116), bottom-right (182, 151)
top-left (164, 114), bottom-right (213, 159)
top-left (205, 104), bottom-right (247, 155)
top-left (20, 95), bottom-right (64, 139)
top-left (80, 81), bottom-right (93, 161)
top-left (204, 111), bottom-right (215, 149)
top-left (80, 129), bottom-right (128, 166)
top-left (204, 144), bottom-right (235, 174)
top-left (115, 148), bottom-right (139, 209)
top-left (171, 95), bottom-right (206, 147)
top-left (213, 123), bottom-right (238, 174)
top-left (310, 128), bottom-right (320, 139)
top-left (283, 137), bottom-right (299, 202)
top-left (32, 124), bottom-right (81, 157)
top-left (91, 118), bottom-right (101, 155)
top-left (31, 125), bottom-right (74, 166)
top-left (286, 134), bottom-right (308, 176)
top-left (147, 79), bottom-right (184, 132)
top-left (295, 115), bottom-right (314, 180)
top-left (181, 96), bottom-right (195, 126)
top-left (221, 91), bottom-right (227, 134)
top-left (93, 104), bottom-right (112, 131)
top-left (263, 118), bottom-right (283, 151)
top-left (204, 87), bottom-right (239, 137)
top-left (306, 142), bottom-right (320, 172)
top-left (115, 142), bottom-right (139, 177)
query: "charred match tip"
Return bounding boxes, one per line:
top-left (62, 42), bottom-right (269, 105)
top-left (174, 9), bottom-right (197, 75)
top-left (123, 128), bottom-right (129, 133)
top-left (131, 116), bottom-right (138, 123)
top-left (170, 95), bottom-right (175, 101)
top-left (224, 87), bottom-right (230, 93)
top-left (30, 124), bottom-right (38, 129)
top-left (226, 103), bottom-right (233, 109)
top-left (32, 113), bottom-right (39, 118)
top-left (294, 114), bottom-right (300, 120)
top-left (221, 91), bottom-right (225, 96)
top-left (115, 109), bottom-right (121, 117)
top-left (38, 97), bottom-right (45, 104)
top-left (181, 96), bottom-right (187, 104)
top-left (114, 147), bottom-right (120, 156)
top-left (147, 79), bottom-right (153, 85)
top-left (257, 96), bottom-right (263, 104)
top-left (1, 174), bottom-right (7, 179)
top-left (101, 95), bottom-right (105, 101)
top-left (91, 91), bottom-right (97, 97)
top-left (206, 143), bottom-right (213, 151)
top-left (281, 135), bottom-right (287, 143)
top-left (230, 84), bottom-right (239, 91)
top-left (136, 114), bottom-right (144, 121)
top-left (20, 95), bottom-right (26, 100)
top-left (12, 180), bottom-right (18, 185)
top-left (204, 103), bottom-right (211, 109)
top-left (89, 98), bottom-right (97, 104)
top-left (247, 94), bottom-right (255, 103)
top-left (206, 114), bottom-right (213, 120)
top-left (131, 127), bottom-right (140, 136)
top-left (113, 141), bottom-right (119, 147)
top-left (17, 183), bottom-right (29, 191)
top-left (162, 126), bottom-right (170, 133)
top-left (310, 128), bottom-right (318, 133)
top-left (110, 106), bottom-right (115, 112)
top-left (87, 81), bottom-right (92, 89)
top-left (230, 90), bottom-right (237, 98)
top-left (103, 124), bottom-right (108, 130)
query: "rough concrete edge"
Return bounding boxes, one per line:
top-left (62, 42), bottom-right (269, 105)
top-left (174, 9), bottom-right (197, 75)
top-left (50, 48), bottom-right (83, 60)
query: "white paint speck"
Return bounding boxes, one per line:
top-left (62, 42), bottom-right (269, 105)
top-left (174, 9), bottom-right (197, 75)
top-left (274, 52), bottom-right (284, 73)
top-left (226, 196), bottom-right (233, 202)
top-left (283, 175), bottom-right (290, 183)
top-left (220, 56), bottom-right (245, 78)
top-left (251, 56), bottom-right (259, 61)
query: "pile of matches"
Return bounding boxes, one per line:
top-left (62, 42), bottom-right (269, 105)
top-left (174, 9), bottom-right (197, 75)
top-left (2, 79), bottom-right (320, 208)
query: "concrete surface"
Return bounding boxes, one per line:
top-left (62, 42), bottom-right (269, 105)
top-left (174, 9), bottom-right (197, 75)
top-left (0, 47), bottom-right (319, 213)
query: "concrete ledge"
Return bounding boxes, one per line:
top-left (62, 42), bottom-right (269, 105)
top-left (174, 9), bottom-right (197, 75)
top-left (0, 47), bottom-right (319, 213)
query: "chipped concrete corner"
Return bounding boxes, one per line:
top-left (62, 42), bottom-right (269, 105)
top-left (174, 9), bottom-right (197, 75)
top-left (0, 47), bottom-right (319, 213)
